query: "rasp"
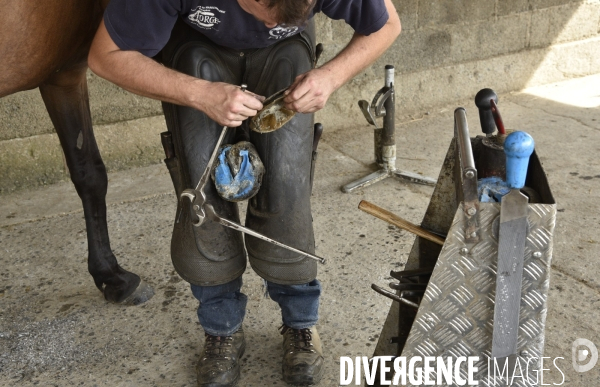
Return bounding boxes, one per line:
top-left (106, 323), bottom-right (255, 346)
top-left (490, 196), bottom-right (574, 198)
top-left (492, 131), bottom-right (535, 364)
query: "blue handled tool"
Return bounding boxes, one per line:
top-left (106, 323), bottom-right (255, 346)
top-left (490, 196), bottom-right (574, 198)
top-left (492, 131), bottom-right (535, 366)
top-left (504, 131), bottom-right (535, 189)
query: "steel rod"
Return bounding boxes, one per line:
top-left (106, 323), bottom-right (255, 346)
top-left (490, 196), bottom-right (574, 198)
top-left (204, 204), bottom-right (326, 264)
top-left (454, 108), bottom-right (476, 174)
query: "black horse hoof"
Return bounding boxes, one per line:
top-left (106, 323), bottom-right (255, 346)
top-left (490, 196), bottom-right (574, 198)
top-left (117, 280), bottom-right (155, 306)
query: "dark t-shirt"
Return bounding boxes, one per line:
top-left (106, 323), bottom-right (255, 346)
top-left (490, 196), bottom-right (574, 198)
top-left (104, 0), bottom-right (389, 56)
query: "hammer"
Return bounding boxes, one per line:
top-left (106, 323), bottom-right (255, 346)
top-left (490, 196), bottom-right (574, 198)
top-left (358, 200), bottom-right (445, 246)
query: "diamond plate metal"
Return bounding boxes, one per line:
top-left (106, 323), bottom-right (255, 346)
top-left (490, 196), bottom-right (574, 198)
top-left (401, 202), bottom-right (556, 386)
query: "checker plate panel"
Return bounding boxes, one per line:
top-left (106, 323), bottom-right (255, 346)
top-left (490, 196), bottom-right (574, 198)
top-left (400, 202), bottom-right (556, 386)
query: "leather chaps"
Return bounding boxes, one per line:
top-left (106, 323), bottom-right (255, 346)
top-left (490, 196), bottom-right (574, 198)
top-left (160, 19), bottom-right (318, 286)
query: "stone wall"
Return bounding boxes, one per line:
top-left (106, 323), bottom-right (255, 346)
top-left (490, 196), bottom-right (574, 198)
top-left (316, 0), bottom-right (600, 127)
top-left (1, 0), bottom-right (599, 192)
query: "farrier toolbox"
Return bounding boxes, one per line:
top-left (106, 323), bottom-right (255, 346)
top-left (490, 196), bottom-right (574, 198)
top-left (371, 96), bottom-right (556, 386)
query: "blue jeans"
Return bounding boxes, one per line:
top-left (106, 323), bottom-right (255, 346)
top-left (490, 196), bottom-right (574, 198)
top-left (190, 276), bottom-right (321, 336)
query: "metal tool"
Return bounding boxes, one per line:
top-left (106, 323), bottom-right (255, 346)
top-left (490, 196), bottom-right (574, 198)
top-left (310, 123), bottom-right (324, 191)
top-left (474, 89), bottom-right (510, 180)
top-left (489, 99), bottom-right (506, 135)
top-left (371, 267), bottom-right (433, 313)
top-left (389, 268), bottom-right (433, 282)
top-left (249, 43), bottom-right (324, 134)
top-left (491, 131), bottom-right (535, 364)
top-left (358, 200), bottom-right (445, 246)
top-left (371, 284), bottom-right (420, 309)
top-left (341, 65), bottom-right (436, 193)
top-left (389, 282), bottom-right (427, 291)
top-left (180, 84), bottom-right (326, 265)
top-left (249, 88), bottom-right (295, 133)
top-left (474, 88), bottom-right (499, 137)
top-left (455, 108), bottom-right (480, 243)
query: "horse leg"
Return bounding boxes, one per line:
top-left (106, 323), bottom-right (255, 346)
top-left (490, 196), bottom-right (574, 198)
top-left (38, 64), bottom-right (154, 305)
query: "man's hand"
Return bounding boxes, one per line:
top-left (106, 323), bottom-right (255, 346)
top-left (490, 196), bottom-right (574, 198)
top-left (282, 0), bottom-right (401, 115)
top-left (283, 68), bottom-right (336, 113)
top-left (89, 19), bottom-right (265, 128)
top-left (199, 82), bottom-right (265, 127)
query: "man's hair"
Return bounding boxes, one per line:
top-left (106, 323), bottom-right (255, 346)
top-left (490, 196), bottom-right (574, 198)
top-left (264, 0), bottom-right (317, 26)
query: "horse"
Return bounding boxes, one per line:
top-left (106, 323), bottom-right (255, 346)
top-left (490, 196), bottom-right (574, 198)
top-left (0, 0), bottom-right (154, 305)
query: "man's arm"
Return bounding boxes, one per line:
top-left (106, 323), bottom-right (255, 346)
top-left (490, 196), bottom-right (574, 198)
top-left (88, 20), bottom-right (264, 127)
top-left (283, 0), bottom-right (401, 113)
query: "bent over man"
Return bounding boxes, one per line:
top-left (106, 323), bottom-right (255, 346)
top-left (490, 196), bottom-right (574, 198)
top-left (89, 0), bottom-right (400, 385)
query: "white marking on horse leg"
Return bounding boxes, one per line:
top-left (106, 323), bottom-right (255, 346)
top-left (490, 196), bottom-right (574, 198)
top-left (76, 131), bottom-right (83, 149)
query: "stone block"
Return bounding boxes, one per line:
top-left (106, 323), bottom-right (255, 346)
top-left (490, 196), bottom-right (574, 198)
top-left (377, 13), bottom-right (529, 75)
top-left (328, 18), bottom-right (355, 43)
top-left (92, 116), bottom-right (166, 172)
top-left (0, 73), bottom-right (163, 141)
top-left (395, 0), bottom-right (418, 31)
top-left (314, 18), bottom-right (354, 63)
top-left (529, 2), bottom-right (600, 47)
top-left (86, 73), bottom-right (163, 125)
top-left (418, 0), bottom-right (495, 27)
top-left (0, 90), bottom-right (51, 141)
top-left (314, 13), bottom-right (333, 42)
top-left (526, 36), bottom-right (600, 84)
top-left (386, 29), bottom-right (453, 74)
top-left (449, 13), bottom-right (530, 64)
top-left (530, 0), bottom-right (582, 11)
top-left (498, 0), bottom-right (531, 16)
top-left (0, 134), bottom-right (66, 193)
top-left (0, 116), bottom-right (166, 193)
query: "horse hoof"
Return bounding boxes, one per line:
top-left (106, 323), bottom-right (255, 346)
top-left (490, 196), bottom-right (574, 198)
top-left (118, 280), bottom-right (155, 306)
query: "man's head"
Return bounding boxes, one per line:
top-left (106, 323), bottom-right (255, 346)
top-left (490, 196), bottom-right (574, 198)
top-left (238, 0), bottom-right (316, 28)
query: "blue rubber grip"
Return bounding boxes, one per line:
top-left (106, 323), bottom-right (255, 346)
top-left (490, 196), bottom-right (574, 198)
top-left (504, 131), bottom-right (535, 189)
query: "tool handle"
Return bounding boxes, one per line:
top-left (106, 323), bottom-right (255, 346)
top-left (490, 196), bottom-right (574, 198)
top-left (489, 99), bottom-right (506, 135)
top-left (504, 131), bottom-right (535, 189)
top-left (315, 43), bottom-right (324, 64)
top-left (194, 126), bottom-right (228, 192)
top-left (313, 123), bottom-right (323, 152)
top-left (475, 88), bottom-right (498, 135)
top-left (204, 204), bottom-right (326, 264)
top-left (454, 108), bottom-right (476, 174)
top-left (381, 65), bottom-right (395, 147)
top-left (371, 284), bottom-right (420, 308)
top-left (358, 200), bottom-right (445, 246)
top-left (385, 65), bottom-right (394, 87)
top-left (160, 131), bottom-right (175, 159)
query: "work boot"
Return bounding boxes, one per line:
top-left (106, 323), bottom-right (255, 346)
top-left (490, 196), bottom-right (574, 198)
top-left (280, 325), bottom-right (324, 385)
top-left (197, 328), bottom-right (245, 387)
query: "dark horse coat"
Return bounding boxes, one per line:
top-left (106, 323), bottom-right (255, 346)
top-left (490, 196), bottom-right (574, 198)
top-left (0, 0), bottom-right (153, 304)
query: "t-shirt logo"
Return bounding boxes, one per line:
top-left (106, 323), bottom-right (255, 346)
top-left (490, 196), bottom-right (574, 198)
top-left (188, 6), bottom-right (226, 29)
top-left (268, 25), bottom-right (299, 40)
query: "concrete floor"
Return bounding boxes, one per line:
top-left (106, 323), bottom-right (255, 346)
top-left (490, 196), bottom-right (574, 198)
top-left (1, 75), bottom-right (600, 386)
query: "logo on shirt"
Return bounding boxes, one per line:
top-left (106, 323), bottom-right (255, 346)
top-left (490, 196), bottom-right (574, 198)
top-left (188, 6), bottom-right (225, 29)
top-left (268, 25), bottom-right (299, 40)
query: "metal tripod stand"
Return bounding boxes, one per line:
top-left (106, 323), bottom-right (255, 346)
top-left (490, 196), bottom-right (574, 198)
top-left (341, 65), bottom-right (437, 193)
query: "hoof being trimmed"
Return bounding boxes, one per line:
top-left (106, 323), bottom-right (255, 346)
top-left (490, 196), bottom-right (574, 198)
top-left (118, 280), bottom-right (155, 305)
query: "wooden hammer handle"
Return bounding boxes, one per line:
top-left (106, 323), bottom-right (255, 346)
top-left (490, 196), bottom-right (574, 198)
top-left (358, 200), bottom-right (445, 246)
